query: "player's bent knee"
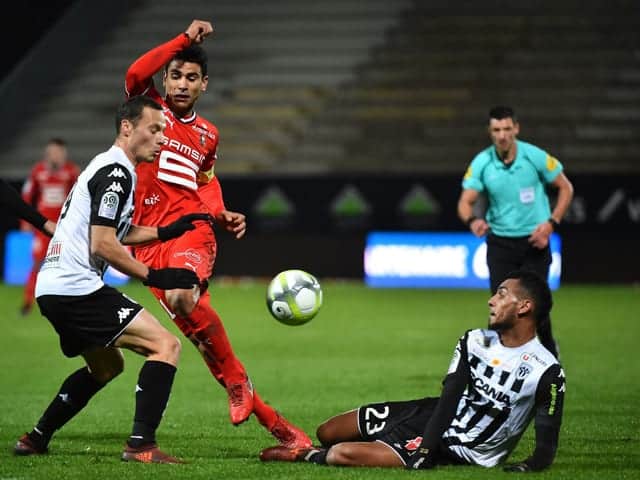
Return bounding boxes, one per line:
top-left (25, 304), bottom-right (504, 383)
top-left (165, 289), bottom-right (197, 317)
top-left (90, 359), bottom-right (124, 384)
top-left (154, 332), bottom-right (182, 364)
top-left (316, 422), bottom-right (334, 446)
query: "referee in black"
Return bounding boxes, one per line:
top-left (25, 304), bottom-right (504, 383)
top-left (457, 106), bottom-right (574, 357)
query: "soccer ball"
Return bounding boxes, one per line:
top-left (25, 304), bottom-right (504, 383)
top-left (266, 269), bottom-right (323, 325)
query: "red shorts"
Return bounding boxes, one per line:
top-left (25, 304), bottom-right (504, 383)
top-left (134, 223), bottom-right (216, 321)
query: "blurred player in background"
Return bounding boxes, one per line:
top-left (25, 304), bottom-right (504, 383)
top-left (20, 138), bottom-right (79, 315)
top-left (125, 19), bottom-right (311, 448)
top-left (261, 270), bottom-right (565, 473)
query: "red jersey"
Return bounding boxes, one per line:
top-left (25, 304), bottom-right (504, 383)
top-left (126, 33), bottom-right (225, 227)
top-left (22, 161), bottom-right (79, 221)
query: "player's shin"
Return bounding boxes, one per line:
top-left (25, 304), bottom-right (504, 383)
top-left (129, 361), bottom-right (176, 447)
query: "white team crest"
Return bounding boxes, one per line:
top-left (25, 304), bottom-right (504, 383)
top-left (107, 167), bottom-right (126, 178)
top-left (106, 182), bottom-right (124, 193)
top-left (98, 192), bottom-right (120, 219)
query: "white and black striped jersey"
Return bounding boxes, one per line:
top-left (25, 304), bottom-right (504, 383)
top-left (440, 329), bottom-right (564, 467)
top-left (36, 145), bottom-right (136, 297)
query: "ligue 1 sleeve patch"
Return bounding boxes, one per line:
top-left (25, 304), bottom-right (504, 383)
top-left (463, 166), bottom-right (473, 180)
top-left (98, 191), bottom-right (120, 219)
top-left (546, 155), bottom-right (559, 171)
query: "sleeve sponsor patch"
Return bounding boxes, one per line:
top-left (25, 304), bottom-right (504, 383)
top-left (98, 191), bottom-right (120, 219)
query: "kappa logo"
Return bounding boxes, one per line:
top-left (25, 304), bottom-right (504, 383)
top-left (108, 167), bottom-right (127, 178)
top-left (117, 307), bottom-right (134, 324)
top-left (106, 182), bottom-right (124, 193)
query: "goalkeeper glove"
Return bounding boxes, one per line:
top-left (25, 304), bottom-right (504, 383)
top-left (157, 213), bottom-right (212, 241)
top-left (143, 267), bottom-right (199, 290)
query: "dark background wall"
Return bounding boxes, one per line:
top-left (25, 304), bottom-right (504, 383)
top-left (1, 2), bottom-right (638, 285)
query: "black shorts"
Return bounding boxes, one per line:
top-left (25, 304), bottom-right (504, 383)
top-left (357, 397), bottom-right (439, 465)
top-left (37, 286), bottom-right (144, 358)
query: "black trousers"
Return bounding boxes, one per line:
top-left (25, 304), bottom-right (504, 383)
top-left (486, 233), bottom-right (551, 293)
top-left (485, 233), bottom-right (558, 358)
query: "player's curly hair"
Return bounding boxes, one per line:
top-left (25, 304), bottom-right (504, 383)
top-left (167, 45), bottom-right (208, 77)
top-left (506, 270), bottom-right (556, 355)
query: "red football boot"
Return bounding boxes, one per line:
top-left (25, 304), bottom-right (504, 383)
top-left (269, 413), bottom-right (313, 449)
top-left (227, 378), bottom-right (254, 425)
top-left (14, 433), bottom-right (48, 456)
top-left (121, 443), bottom-right (185, 464)
top-left (260, 445), bottom-right (312, 462)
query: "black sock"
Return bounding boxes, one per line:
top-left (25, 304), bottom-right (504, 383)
top-left (303, 448), bottom-right (328, 465)
top-left (128, 360), bottom-right (176, 448)
top-left (30, 367), bottom-right (105, 447)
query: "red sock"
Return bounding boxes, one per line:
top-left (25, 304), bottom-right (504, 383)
top-left (188, 302), bottom-right (247, 385)
top-left (253, 391), bottom-right (278, 430)
top-left (189, 336), bottom-right (278, 431)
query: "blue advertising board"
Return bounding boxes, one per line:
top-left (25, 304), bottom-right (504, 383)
top-left (364, 232), bottom-right (561, 289)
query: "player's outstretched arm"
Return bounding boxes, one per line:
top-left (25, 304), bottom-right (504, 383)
top-left (125, 20), bottom-right (211, 97)
top-left (0, 178), bottom-right (52, 236)
top-left (91, 224), bottom-right (199, 289)
top-left (408, 333), bottom-right (471, 470)
top-left (122, 213), bottom-right (213, 245)
top-left (503, 364), bottom-right (565, 472)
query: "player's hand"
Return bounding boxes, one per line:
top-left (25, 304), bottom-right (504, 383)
top-left (143, 267), bottom-right (199, 290)
top-left (528, 221), bottom-right (552, 249)
top-left (406, 448), bottom-right (435, 470)
top-left (157, 213), bottom-right (213, 242)
top-left (469, 218), bottom-right (490, 237)
top-left (503, 462), bottom-right (532, 472)
top-left (185, 20), bottom-right (214, 44)
top-left (214, 209), bottom-right (247, 239)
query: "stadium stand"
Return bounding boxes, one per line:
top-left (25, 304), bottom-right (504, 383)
top-left (0, 1), bottom-right (637, 177)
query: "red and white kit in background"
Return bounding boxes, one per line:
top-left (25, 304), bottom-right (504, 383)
top-left (21, 161), bottom-right (79, 310)
top-left (125, 31), bottom-right (312, 447)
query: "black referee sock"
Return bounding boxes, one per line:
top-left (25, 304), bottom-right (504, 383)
top-left (30, 367), bottom-right (106, 447)
top-left (128, 360), bottom-right (176, 448)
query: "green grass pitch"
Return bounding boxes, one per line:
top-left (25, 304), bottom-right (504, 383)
top-left (0, 280), bottom-right (638, 479)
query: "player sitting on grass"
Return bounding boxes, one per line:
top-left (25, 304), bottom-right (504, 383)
top-left (260, 270), bottom-right (565, 472)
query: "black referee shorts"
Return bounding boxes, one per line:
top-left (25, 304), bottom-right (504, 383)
top-left (37, 286), bottom-right (144, 357)
top-left (486, 233), bottom-right (551, 293)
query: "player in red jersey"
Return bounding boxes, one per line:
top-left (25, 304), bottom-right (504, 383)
top-left (20, 138), bottom-right (79, 315)
top-left (125, 19), bottom-right (312, 449)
